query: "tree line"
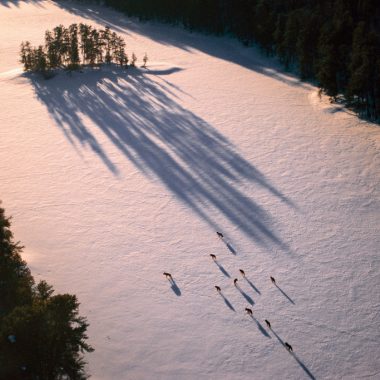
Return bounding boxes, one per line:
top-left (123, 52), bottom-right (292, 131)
top-left (0, 202), bottom-right (93, 379)
top-left (102, 0), bottom-right (380, 122)
top-left (20, 23), bottom-right (147, 73)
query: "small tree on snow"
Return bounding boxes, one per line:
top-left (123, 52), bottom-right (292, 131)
top-left (130, 52), bottom-right (137, 67)
top-left (142, 52), bottom-right (148, 68)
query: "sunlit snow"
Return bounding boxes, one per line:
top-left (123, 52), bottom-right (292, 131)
top-left (1, 1), bottom-right (379, 379)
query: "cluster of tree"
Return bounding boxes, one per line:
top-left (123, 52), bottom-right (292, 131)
top-left (0, 202), bottom-right (93, 379)
top-left (20, 23), bottom-right (147, 73)
top-left (102, 0), bottom-right (380, 121)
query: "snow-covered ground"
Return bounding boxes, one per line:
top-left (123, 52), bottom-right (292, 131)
top-left (1, 1), bottom-right (379, 379)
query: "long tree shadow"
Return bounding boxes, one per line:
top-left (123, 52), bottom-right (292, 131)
top-left (29, 67), bottom-right (291, 248)
top-left (271, 328), bottom-right (316, 380)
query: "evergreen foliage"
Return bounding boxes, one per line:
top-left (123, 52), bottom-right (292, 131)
top-left (102, 0), bottom-right (380, 121)
top-left (0, 202), bottom-right (93, 380)
top-left (130, 52), bottom-right (137, 67)
top-left (142, 53), bottom-right (148, 68)
top-left (20, 23), bottom-right (139, 73)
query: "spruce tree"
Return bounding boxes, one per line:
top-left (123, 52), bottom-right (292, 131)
top-left (130, 52), bottom-right (137, 67)
top-left (68, 23), bottom-right (80, 68)
top-left (102, 26), bottom-right (112, 64)
top-left (90, 28), bottom-right (101, 65)
top-left (52, 25), bottom-right (65, 67)
top-left (142, 52), bottom-right (148, 68)
top-left (296, 11), bottom-right (320, 79)
top-left (45, 30), bottom-right (59, 69)
top-left (79, 23), bottom-right (92, 64)
top-left (110, 31), bottom-right (119, 64)
top-left (114, 35), bottom-right (127, 66)
top-left (20, 42), bottom-right (32, 71)
top-left (0, 203), bottom-right (34, 315)
top-left (35, 45), bottom-right (47, 72)
top-left (347, 23), bottom-right (379, 119)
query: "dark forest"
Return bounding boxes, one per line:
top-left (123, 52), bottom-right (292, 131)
top-left (102, 0), bottom-right (380, 121)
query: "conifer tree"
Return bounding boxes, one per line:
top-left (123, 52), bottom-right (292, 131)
top-left (0, 202), bottom-right (34, 315)
top-left (79, 23), bottom-right (92, 64)
top-left (347, 23), bottom-right (379, 119)
top-left (142, 52), bottom-right (148, 68)
top-left (90, 28), bottom-right (101, 65)
top-left (296, 12), bottom-right (320, 79)
top-left (52, 25), bottom-right (65, 67)
top-left (45, 30), bottom-right (59, 69)
top-left (110, 31), bottom-right (119, 64)
top-left (317, 24), bottom-right (339, 99)
top-left (35, 45), bottom-right (47, 72)
top-left (20, 41), bottom-right (32, 71)
top-left (97, 30), bottom-right (105, 64)
top-left (114, 35), bottom-right (127, 66)
top-left (68, 23), bottom-right (80, 68)
top-left (102, 26), bottom-right (112, 64)
top-left (130, 52), bottom-right (137, 67)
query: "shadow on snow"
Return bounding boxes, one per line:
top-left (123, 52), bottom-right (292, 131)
top-left (271, 328), bottom-right (316, 380)
top-left (28, 67), bottom-right (291, 250)
top-left (0, 0), bottom-right (45, 8)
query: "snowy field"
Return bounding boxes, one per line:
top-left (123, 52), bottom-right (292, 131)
top-left (1, 1), bottom-right (380, 379)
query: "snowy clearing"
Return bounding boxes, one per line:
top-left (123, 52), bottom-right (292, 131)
top-left (1, 1), bottom-right (379, 379)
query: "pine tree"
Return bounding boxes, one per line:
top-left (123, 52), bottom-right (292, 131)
top-left (347, 22), bottom-right (379, 119)
top-left (254, 0), bottom-right (275, 54)
top-left (130, 52), bottom-right (137, 67)
top-left (62, 26), bottom-right (71, 66)
top-left (35, 45), bottom-right (47, 72)
top-left (45, 30), bottom-right (59, 69)
top-left (79, 23), bottom-right (92, 64)
top-left (68, 24), bottom-right (80, 69)
top-left (142, 52), bottom-right (148, 68)
top-left (317, 24), bottom-right (339, 99)
top-left (96, 29), bottom-right (105, 64)
top-left (102, 26), bottom-right (112, 64)
top-left (281, 10), bottom-right (300, 68)
top-left (52, 25), bottom-right (65, 67)
top-left (114, 35), bottom-right (127, 66)
top-left (90, 28), bottom-right (101, 65)
top-left (296, 11), bottom-right (320, 79)
top-left (20, 41), bottom-right (32, 71)
top-left (0, 202), bottom-right (34, 315)
top-left (109, 31), bottom-right (117, 63)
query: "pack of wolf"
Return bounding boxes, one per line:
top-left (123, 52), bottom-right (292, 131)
top-left (164, 231), bottom-right (294, 353)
